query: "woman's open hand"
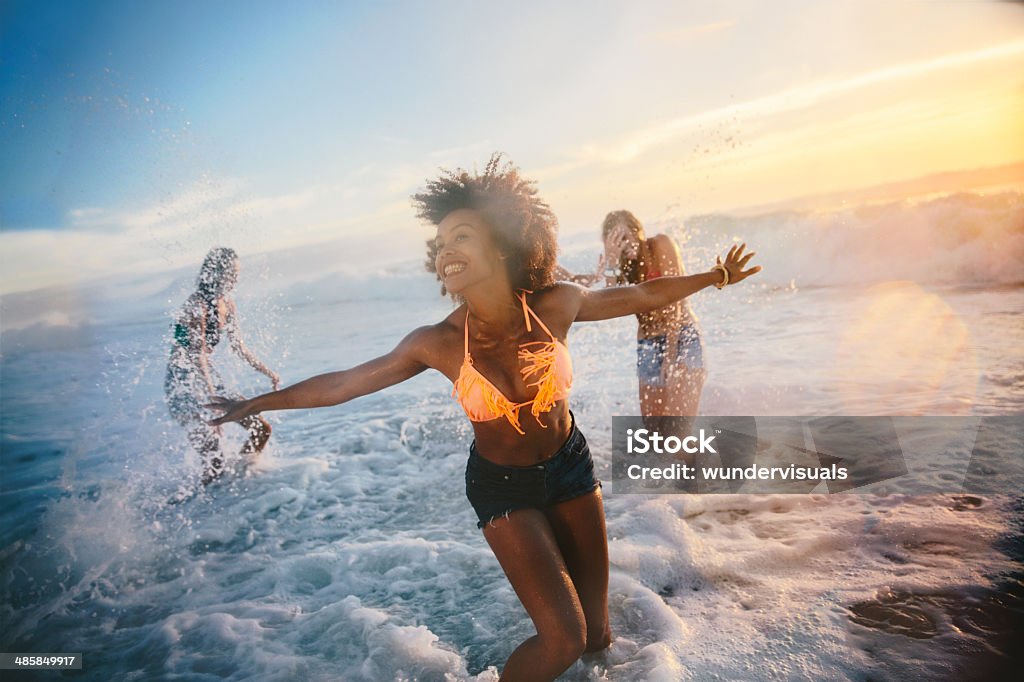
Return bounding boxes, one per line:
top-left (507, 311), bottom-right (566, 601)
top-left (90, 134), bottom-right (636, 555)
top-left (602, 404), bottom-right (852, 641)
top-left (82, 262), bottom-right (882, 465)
top-left (719, 242), bottom-right (761, 285)
top-left (603, 224), bottom-right (634, 263)
top-left (206, 396), bottom-right (258, 426)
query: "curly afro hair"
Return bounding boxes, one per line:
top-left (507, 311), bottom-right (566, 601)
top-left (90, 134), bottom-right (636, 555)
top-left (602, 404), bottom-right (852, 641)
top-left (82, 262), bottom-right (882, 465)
top-left (413, 152), bottom-right (559, 296)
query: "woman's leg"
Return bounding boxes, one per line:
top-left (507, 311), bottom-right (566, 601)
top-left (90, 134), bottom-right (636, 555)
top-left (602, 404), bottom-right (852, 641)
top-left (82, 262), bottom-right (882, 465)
top-left (640, 348), bottom-right (702, 487)
top-left (663, 365), bottom-right (706, 416)
top-left (483, 510), bottom-right (589, 681)
top-left (544, 488), bottom-right (612, 652)
top-left (639, 380), bottom-right (670, 418)
top-left (167, 376), bottom-right (225, 485)
top-left (661, 326), bottom-right (707, 417)
top-left (186, 425), bottom-right (224, 485)
top-left (239, 415), bottom-right (272, 456)
top-left (638, 335), bottom-right (671, 421)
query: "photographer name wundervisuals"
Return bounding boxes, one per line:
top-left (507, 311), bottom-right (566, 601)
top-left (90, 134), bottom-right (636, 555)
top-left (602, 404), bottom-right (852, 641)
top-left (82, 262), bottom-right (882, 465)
top-left (625, 461), bottom-right (850, 481)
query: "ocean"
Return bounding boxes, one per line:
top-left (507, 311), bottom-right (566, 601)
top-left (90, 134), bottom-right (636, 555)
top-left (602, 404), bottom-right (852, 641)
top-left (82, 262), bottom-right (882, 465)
top-left (1, 190), bottom-right (1022, 680)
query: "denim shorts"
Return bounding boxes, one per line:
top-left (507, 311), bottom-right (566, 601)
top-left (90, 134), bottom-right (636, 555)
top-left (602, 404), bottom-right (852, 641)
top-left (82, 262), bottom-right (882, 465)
top-left (636, 323), bottom-right (705, 387)
top-left (465, 416), bottom-right (602, 529)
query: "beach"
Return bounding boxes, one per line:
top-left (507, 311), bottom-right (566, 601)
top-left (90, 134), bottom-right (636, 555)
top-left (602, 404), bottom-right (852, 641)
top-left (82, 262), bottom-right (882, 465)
top-left (1, 190), bottom-right (1022, 680)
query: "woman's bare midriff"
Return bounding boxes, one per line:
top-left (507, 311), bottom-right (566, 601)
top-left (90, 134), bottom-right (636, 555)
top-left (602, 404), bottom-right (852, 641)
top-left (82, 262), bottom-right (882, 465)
top-left (468, 403), bottom-right (574, 466)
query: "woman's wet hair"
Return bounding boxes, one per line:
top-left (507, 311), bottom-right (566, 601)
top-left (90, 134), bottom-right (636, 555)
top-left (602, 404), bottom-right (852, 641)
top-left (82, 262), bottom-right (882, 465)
top-left (602, 209), bottom-right (647, 285)
top-left (197, 247), bottom-right (239, 302)
top-left (413, 153), bottom-right (558, 295)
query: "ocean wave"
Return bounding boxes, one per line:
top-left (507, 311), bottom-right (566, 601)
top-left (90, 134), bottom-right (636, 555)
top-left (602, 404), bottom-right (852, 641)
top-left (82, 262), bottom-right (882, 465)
top-left (651, 190), bottom-right (1024, 289)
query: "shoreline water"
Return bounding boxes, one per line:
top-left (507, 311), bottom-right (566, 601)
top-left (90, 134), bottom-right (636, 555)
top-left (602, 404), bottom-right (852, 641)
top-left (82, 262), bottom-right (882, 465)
top-left (2, 190), bottom-right (1022, 680)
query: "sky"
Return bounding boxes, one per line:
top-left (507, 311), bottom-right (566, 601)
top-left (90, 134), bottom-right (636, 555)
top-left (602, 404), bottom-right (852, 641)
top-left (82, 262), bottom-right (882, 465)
top-left (1, 0), bottom-right (1022, 294)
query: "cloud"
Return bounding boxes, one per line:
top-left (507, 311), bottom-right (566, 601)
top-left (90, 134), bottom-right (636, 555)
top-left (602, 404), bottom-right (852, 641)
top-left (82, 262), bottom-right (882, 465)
top-left (0, 163), bottom-right (438, 295)
top-left (68, 176), bottom-right (246, 233)
top-left (569, 39), bottom-right (1024, 165)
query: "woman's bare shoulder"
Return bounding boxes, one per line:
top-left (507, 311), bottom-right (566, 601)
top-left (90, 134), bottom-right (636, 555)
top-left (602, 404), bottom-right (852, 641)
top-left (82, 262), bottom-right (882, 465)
top-left (648, 233), bottom-right (683, 272)
top-left (648, 233), bottom-right (679, 254)
top-left (406, 306), bottom-right (465, 349)
top-left (531, 283), bottom-right (583, 333)
top-left (396, 307), bottom-right (465, 370)
top-left (538, 280), bottom-right (585, 299)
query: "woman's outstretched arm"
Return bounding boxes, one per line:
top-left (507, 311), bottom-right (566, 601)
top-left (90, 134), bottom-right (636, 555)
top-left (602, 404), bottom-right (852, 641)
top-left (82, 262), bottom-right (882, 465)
top-left (207, 326), bottom-right (433, 425)
top-left (225, 299), bottom-right (281, 389)
top-left (572, 243), bottom-right (761, 322)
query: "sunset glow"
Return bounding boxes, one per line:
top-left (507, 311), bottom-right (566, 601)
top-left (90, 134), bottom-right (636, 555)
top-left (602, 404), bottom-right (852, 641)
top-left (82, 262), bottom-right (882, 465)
top-left (1, 1), bottom-right (1022, 293)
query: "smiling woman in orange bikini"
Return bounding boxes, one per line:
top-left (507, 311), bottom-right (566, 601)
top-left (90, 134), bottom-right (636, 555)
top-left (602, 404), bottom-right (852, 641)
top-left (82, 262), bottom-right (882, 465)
top-left (207, 154), bottom-right (760, 681)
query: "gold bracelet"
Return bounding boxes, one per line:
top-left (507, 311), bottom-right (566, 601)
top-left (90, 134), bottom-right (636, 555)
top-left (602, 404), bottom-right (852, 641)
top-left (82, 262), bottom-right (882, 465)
top-left (712, 263), bottom-right (730, 289)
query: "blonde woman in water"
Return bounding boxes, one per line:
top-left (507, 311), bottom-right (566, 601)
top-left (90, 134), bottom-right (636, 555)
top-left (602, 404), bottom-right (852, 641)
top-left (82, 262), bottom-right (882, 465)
top-left (562, 210), bottom-right (715, 417)
top-left (165, 247), bottom-right (280, 484)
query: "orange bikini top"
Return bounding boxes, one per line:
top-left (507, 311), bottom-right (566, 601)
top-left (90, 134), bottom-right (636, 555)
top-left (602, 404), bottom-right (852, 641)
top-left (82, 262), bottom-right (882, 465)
top-left (452, 293), bottom-right (573, 434)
